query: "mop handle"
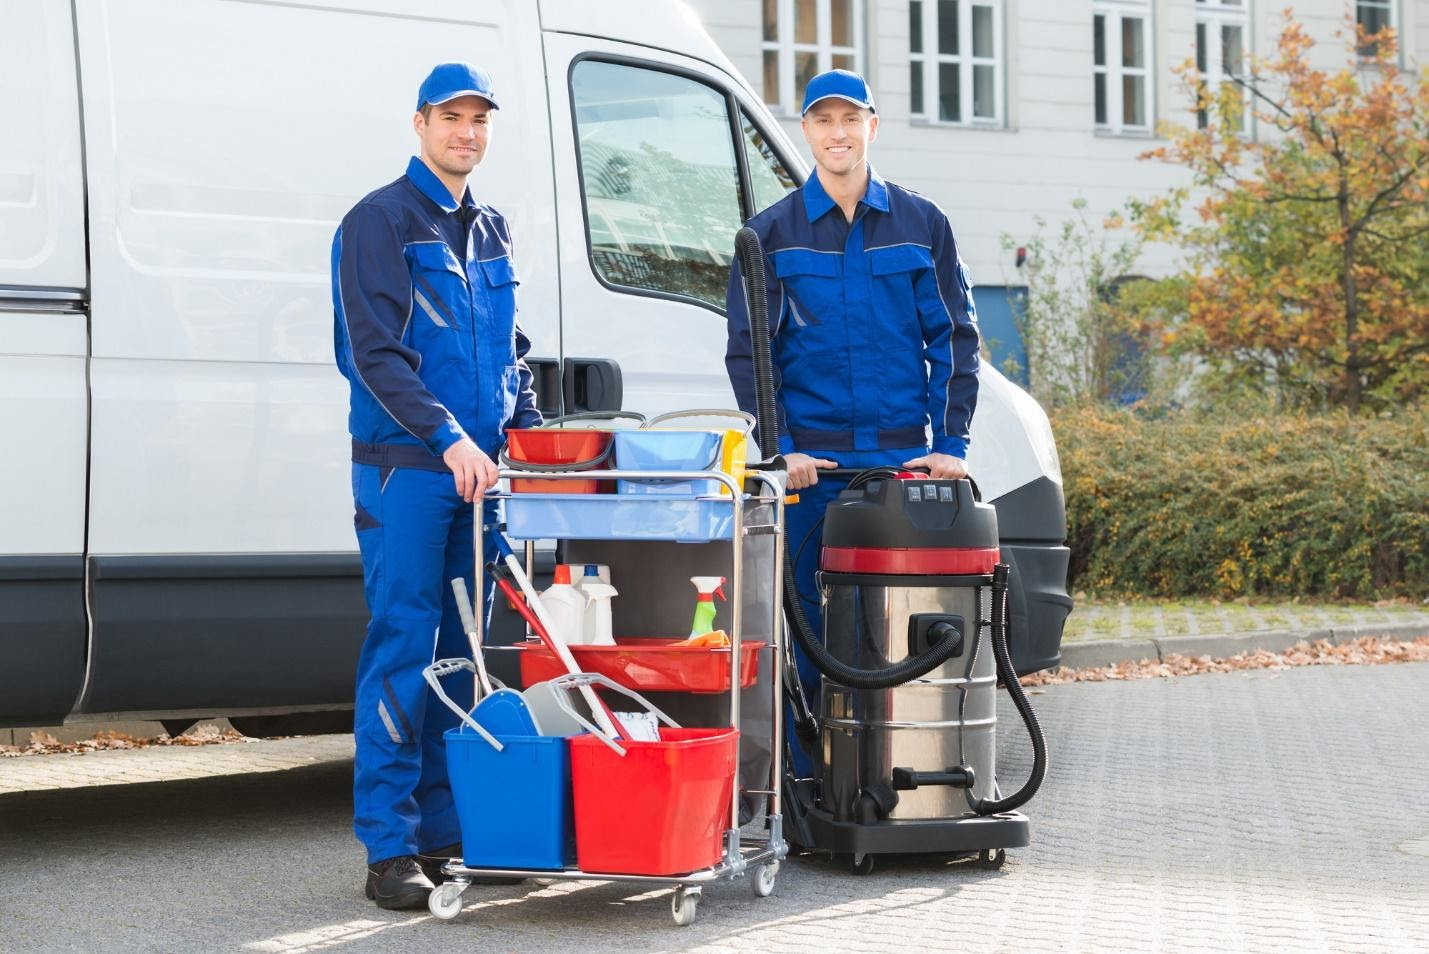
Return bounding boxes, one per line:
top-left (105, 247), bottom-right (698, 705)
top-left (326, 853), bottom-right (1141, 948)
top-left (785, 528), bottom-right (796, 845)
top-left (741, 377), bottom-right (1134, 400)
top-left (492, 572), bottom-right (624, 740)
top-left (449, 578), bottom-right (495, 698)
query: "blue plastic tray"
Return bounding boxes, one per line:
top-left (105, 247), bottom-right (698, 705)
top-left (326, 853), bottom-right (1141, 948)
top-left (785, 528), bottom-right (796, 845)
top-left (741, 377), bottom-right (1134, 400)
top-left (502, 494), bottom-right (738, 542)
top-left (613, 431), bottom-right (724, 497)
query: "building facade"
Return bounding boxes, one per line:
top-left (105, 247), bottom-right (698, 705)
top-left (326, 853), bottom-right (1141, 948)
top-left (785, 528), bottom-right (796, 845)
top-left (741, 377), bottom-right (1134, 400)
top-left (688, 0), bottom-right (1429, 374)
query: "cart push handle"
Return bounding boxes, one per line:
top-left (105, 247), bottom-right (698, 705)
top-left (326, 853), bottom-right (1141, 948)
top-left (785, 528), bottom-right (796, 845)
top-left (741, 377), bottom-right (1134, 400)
top-left (547, 672), bottom-right (682, 757)
top-left (421, 658), bottom-right (505, 752)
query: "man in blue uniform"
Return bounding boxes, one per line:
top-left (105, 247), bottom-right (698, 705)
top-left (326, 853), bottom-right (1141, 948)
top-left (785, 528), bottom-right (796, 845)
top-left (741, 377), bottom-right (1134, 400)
top-left (725, 70), bottom-right (980, 728)
top-left (332, 62), bottom-right (541, 909)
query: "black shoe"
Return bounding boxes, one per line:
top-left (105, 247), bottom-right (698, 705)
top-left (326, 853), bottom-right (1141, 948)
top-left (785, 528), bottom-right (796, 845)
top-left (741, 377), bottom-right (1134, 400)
top-left (365, 855), bottom-right (433, 910)
top-left (419, 843), bottom-right (525, 886)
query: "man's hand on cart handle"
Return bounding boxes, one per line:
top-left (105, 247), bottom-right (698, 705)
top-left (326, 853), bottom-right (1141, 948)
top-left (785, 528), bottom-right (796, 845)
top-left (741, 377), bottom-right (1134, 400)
top-left (902, 452), bottom-right (969, 480)
top-left (443, 438), bottom-right (500, 502)
top-left (786, 452), bottom-right (839, 490)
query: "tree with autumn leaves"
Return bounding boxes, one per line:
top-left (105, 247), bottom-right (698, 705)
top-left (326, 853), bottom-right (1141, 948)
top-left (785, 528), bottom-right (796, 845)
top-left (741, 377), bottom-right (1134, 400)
top-left (1129, 12), bottom-right (1429, 413)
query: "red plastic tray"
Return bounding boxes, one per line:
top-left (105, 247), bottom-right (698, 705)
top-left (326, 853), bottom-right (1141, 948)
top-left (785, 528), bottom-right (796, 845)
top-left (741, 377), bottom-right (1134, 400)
top-left (505, 428), bottom-right (613, 494)
top-left (517, 638), bottom-right (764, 693)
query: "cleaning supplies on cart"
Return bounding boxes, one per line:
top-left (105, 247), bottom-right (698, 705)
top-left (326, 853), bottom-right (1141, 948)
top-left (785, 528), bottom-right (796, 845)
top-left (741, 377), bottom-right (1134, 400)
top-left (674, 630), bottom-right (730, 648)
top-left (539, 564), bottom-right (587, 645)
top-left (688, 576), bottom-right (726, 637)
top-left (581, 582), bottom-right (618, 646)
top-left (575, 564), bottom-right (611, 588)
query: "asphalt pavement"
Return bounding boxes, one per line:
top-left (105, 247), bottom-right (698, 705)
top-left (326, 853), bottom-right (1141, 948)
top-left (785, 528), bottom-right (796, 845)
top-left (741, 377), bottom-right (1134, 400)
top-left (2, 661), bottom-right (1427, 953)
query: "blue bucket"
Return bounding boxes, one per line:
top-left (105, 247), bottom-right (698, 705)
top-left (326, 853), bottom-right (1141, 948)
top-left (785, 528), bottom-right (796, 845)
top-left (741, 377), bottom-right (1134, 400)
top-left (614, 430), bottom-right (724, 496)
top-left (445, 725), bottom-right (570, 870)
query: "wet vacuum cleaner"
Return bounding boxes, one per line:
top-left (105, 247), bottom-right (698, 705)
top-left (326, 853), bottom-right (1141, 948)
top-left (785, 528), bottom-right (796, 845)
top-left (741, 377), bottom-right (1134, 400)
top-left (783, 470), bottom-right (1048, 874)
top-left (732, 225), bottom-right (1049, 876)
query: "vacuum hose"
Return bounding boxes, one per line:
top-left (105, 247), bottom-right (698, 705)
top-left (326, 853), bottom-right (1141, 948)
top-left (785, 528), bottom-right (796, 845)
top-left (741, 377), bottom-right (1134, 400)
top-left (735, 227), bottom-right (973, 692)
top-left (976, 563), bottom-right (1048, 814)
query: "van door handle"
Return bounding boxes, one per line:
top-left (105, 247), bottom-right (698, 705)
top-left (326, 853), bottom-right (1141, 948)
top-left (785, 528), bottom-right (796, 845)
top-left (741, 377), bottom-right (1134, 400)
top-left (562, 358), bottom-right (623, 413)
top-left (524, 357), bottom-right (562, 416)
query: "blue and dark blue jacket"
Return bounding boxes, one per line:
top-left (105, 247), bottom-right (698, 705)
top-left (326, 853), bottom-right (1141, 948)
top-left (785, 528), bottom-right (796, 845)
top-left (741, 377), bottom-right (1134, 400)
top-left (333, 157), bottom-right (541, 470)
top-left (725, 166), bottom-right (980, 458)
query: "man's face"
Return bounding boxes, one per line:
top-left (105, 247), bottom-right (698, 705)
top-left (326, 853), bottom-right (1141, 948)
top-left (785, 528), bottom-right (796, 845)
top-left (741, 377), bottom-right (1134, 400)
top-left (801, 100), bottom-right (878, 178)
top-left (414, 96), bottom-right (493, 179)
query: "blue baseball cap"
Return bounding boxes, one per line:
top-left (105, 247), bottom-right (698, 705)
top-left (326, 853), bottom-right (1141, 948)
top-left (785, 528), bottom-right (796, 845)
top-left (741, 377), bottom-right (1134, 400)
top-left (801, 69), bottom-right (876, 115)
top-left (416, 62), bottom-right (500, 112)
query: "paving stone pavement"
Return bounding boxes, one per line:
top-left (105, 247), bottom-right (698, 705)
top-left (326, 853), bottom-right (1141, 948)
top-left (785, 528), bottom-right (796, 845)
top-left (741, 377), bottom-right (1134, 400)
top-left (2, 662), bottom-right (1427, 953)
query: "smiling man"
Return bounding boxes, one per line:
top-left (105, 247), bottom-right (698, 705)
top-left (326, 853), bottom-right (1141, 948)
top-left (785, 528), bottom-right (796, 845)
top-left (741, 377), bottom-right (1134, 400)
top-left (725, 70), bottom-right (981, 739)
top-left (332, 62), bottom-right (540, 909)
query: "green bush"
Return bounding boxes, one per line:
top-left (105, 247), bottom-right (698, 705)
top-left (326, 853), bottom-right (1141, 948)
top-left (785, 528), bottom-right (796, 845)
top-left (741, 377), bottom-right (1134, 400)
top-left (1053, 405), bottom-right (1429, 599)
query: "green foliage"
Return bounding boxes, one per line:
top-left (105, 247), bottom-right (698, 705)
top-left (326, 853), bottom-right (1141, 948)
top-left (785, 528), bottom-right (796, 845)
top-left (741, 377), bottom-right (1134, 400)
top-left (1130, 16), bottom-right (1429, 413)
top-left (1054, 404), bottom-right (1429, 599)
top-left (999, 200), bottom-right (1157, 407)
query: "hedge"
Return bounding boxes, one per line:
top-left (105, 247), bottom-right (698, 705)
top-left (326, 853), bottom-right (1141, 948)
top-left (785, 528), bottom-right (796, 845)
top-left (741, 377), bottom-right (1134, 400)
top-left (1051, 405), bottom-right (1429, 599)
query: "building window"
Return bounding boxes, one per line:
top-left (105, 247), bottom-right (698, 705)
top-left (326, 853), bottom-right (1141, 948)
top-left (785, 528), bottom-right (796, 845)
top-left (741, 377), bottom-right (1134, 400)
top-left (909, 0), bottom-right (1004, 125)
top-left (1093, 1), bottom-right (1153, 133)
top-left (1356, 0), bottom-right (1395, 56)
top-left (1195, 0), bottom-right (1248, 132)
top-left (762, 0), bottom-right (864, 115)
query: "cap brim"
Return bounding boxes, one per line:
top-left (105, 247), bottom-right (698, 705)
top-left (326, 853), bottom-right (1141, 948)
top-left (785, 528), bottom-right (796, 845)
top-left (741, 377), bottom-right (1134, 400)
top-left (801, 93), bottom-right (874, 115)
top-left (426, 90), bottom-right (500, 110)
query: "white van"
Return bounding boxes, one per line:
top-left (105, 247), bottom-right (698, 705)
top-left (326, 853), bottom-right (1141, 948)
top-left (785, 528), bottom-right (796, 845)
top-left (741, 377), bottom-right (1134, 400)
top-left (0, 0), bottom-right (1070, 732)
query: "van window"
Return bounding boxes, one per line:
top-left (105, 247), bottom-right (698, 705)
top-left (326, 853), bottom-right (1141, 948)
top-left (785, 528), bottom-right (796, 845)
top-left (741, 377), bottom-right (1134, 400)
top-left (741, 110), bottom-right (798, 216)
top-left (571, 60), bottom-right (743, 308)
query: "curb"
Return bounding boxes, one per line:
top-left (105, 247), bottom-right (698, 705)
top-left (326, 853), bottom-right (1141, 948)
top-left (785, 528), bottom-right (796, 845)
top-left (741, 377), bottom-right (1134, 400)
top-left (1057, 620), bottom-right (1429, 671)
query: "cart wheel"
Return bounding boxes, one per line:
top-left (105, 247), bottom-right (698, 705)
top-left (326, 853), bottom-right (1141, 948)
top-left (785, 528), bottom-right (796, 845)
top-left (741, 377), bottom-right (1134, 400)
top-left (428, 881), bottom-right (467, 921)
top-left (976, 848), bottom-right (1006, 870)
top-left (848, 853), bottom-right (875, 876)
top-left (751, 861), bottom-right (779, 898)
top-left (671, 886), bottom-right (701, 927)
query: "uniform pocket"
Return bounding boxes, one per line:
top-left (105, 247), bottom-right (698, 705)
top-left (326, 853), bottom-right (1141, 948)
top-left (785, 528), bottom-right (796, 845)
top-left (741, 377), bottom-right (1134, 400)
top-left (407, 242), bottom-right (466, 334)
top-left (351, 463), bottom-right (387, 619)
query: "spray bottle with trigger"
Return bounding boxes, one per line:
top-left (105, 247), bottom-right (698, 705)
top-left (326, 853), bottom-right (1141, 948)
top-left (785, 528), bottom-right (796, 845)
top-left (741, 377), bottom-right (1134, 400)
top-left (689, 576), bottom-right (726, 636)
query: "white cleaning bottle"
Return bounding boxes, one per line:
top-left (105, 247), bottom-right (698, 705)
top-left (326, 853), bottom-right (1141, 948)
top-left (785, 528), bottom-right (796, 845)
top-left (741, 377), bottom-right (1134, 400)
top-left (538, 564), bottom-right (587, 645)
top-left (581, 582), bottom-right (619, 646)
top-left (575, 563), bottom-right (611, 590)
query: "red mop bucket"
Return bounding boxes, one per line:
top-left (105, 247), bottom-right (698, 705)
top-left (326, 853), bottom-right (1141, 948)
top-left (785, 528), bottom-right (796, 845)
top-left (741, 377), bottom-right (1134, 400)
top-left (570, 727), bottom-right (739, 875)
top-left (551, 673), bottom-right (739, 876)
top-left (503, 428), bottom-right (613, 494)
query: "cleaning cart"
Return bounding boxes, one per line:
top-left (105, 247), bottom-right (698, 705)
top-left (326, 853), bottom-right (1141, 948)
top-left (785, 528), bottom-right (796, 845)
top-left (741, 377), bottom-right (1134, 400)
top-left (427, 456), bottom-right (789, 927)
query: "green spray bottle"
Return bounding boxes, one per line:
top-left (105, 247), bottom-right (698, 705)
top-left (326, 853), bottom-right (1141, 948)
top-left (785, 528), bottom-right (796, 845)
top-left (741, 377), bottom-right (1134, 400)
top-left (689, 576), bottom-right (727, 636)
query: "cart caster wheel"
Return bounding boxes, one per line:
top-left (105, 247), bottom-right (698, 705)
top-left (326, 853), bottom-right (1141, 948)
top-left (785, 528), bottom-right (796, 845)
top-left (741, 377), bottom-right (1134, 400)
top-left (751, 861), bottom-right (779, 897)
top-left (671, 886), bottom-right (701, 927)
top-left (428, 881), bottom-right (467, 921)
top-left (976, 848), bottom-right (1006, 870)
top-left (848, 853), bottom-right (875, 876)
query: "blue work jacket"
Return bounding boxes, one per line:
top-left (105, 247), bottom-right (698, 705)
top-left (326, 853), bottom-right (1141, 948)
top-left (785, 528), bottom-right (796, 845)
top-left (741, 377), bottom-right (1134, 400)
top-left (332, 156), bottom-right (541, 470)
top-left (725, 166), bottom-right (979, 458)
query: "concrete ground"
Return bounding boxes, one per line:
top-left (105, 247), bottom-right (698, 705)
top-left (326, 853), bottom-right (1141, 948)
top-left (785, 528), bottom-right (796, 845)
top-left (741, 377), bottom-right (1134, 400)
top-left (3, 660), bottom-right (1427, 953)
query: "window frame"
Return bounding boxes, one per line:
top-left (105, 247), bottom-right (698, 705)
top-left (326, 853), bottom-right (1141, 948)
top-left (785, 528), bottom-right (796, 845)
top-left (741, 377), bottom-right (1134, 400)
top-left (1194, 0), bottom-right (1250, 134)
top-left (761, 0), bottom-right (866, 116)
top-left (1354, 0), bottom-right (1398, 59)
top-left (567, 53), bottom-right (802, 317)
top-left (909, 0), bottom-right (1006, 127)
top-left (1093, 0), bottom-right (1155, 136)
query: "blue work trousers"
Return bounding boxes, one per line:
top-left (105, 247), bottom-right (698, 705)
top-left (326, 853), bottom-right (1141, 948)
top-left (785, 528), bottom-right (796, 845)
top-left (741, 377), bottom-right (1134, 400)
top-left (350, 463), bottom-right (497, 864)
top-left (784, 446), bottom-right (924, 775)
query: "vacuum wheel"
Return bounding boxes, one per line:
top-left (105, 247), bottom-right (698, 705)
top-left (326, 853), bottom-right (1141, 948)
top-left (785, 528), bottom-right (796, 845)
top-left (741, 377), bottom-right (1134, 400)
top-left (847, 853), bottom-right (875, 876)
top-left (671, 885), bottom-right (701, 926)
top-left (751, 861), bottom-right (779, 897)
top-left (428, 881), bottom-right (467, 921)
top-left (976, 848), bottom-right (1007, 870)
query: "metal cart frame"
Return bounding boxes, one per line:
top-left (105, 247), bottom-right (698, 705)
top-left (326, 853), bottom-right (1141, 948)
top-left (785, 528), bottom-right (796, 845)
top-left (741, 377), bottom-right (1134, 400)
top-left (429, 467), bottom-right (788, 927)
